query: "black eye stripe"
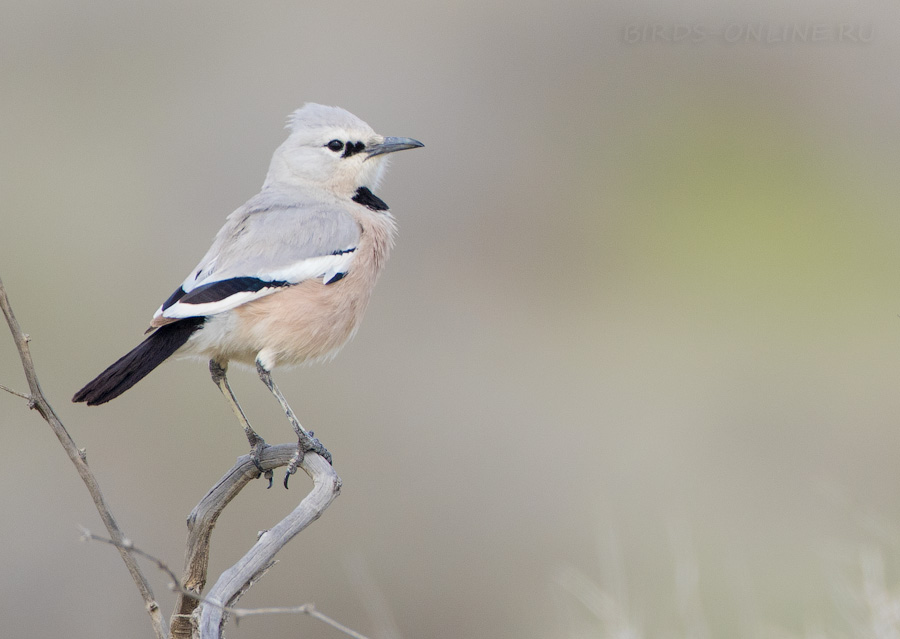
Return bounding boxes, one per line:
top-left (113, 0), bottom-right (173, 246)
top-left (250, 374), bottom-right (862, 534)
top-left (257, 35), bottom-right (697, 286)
top-left (325, 139), bottom-right (365, 157)
top-left (341, 141), bottom-right (365, 158)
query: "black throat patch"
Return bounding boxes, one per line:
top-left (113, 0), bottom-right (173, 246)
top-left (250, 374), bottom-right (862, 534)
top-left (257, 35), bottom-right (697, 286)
top-left (352, 186), bottom-right (389, 212)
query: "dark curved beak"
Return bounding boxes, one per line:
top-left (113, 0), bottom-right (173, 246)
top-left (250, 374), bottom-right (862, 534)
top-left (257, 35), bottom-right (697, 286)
top-left (366, 136), bottom-right (424, 159)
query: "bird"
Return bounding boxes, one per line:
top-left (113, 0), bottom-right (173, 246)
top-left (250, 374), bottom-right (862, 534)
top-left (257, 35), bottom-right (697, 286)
top-left (72, 103), bottom-right (423, 487)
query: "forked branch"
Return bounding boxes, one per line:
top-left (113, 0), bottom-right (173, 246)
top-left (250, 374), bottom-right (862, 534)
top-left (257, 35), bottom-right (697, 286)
top-left (169, 444), bottom-right (342, 639)
top-left (2, 275), bottom-right (347, 639)
top-left (196, 451), bottom-right (341, 638)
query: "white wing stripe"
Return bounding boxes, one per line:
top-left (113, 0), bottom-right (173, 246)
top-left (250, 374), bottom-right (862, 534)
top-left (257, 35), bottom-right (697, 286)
top-left (158, 250), bottom-right (357, 319)
top-left (262, 250), bottom-right (356, 285)
top-left (161, 289), bottom-right (282, 319)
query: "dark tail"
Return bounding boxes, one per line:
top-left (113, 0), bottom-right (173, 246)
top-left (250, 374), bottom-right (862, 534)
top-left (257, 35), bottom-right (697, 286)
top-left (72, 317), bottom-right (205, 406)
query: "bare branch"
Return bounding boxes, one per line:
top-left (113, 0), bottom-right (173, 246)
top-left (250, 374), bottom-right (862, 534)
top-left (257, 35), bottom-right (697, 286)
top-left (169, 439), bottom-right (345, 639)
top-left (170, 443), bottom-right (302, 638)
top-left (0, 276), bottom-right (168, 639)
top-left (198, 452), bottom-right (341, 638)
top-left (85, 529), bottom-right (368, 639)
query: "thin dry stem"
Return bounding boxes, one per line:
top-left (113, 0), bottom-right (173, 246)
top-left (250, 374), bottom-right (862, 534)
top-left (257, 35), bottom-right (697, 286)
top-left (0, 276), bottom-right (168, 639)
top-left (86, 530), bottom-right (368, 639)
top-left (0, 383), bottom-right (30, 399)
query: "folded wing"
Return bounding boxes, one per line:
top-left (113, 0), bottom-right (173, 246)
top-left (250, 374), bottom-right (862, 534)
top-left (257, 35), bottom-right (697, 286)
top-left (152, 194), bottom-right (360, 326)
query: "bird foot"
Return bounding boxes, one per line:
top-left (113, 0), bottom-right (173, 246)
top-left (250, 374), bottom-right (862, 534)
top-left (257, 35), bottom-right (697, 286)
top-left (283, 430), bottom-right (332, 489)
top-left (248, 438), bottom-right (274, 489)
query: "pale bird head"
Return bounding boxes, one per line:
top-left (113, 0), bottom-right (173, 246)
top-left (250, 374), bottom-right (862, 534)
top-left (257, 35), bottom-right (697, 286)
top-left (264, 103), bottom-right (423, 196)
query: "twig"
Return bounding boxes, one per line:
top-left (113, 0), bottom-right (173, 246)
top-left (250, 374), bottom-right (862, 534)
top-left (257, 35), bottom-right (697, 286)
top-left (0, 383), bottom-right (30, 399)
top-left (0, 276), bottom-right (168, 639)
top-left (84, 529), bottom-right (368, 639)
top-left (232, 605), bottom-right (370, 639)
top-left (82, 530), bottom-right (185, 594)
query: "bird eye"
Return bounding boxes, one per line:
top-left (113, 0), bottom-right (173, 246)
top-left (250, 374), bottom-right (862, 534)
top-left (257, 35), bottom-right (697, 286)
top-left (326, 139), bottom-right (344, 152)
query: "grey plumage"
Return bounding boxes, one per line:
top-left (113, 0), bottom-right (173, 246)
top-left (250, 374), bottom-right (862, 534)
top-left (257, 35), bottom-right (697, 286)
top-left (73, 104), bottom-right (422, 481)
top-left (156, 189), bottom-right (362, 322)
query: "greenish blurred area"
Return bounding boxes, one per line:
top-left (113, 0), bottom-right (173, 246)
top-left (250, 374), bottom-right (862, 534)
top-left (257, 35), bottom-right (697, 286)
top-left (3, 2), bottom-right (900, 638)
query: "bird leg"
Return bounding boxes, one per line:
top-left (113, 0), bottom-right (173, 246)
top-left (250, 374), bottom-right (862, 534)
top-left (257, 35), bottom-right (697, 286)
top-left (209, 359), bottom-right (273, 488)
top-left (255, 360), bottom-right (332, 488)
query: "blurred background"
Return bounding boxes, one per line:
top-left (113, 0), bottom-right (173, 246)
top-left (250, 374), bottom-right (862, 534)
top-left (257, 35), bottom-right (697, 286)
top-left (2, 1), bottom-right (900, 637)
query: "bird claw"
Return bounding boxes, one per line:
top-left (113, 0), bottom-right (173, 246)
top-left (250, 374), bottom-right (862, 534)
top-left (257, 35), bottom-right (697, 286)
top-left (304, 430), bottom-right (333, 465)
top-left (283, 431), bottom-right (332, 489)
top-left (248, 439), bottom-right (274, 489)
